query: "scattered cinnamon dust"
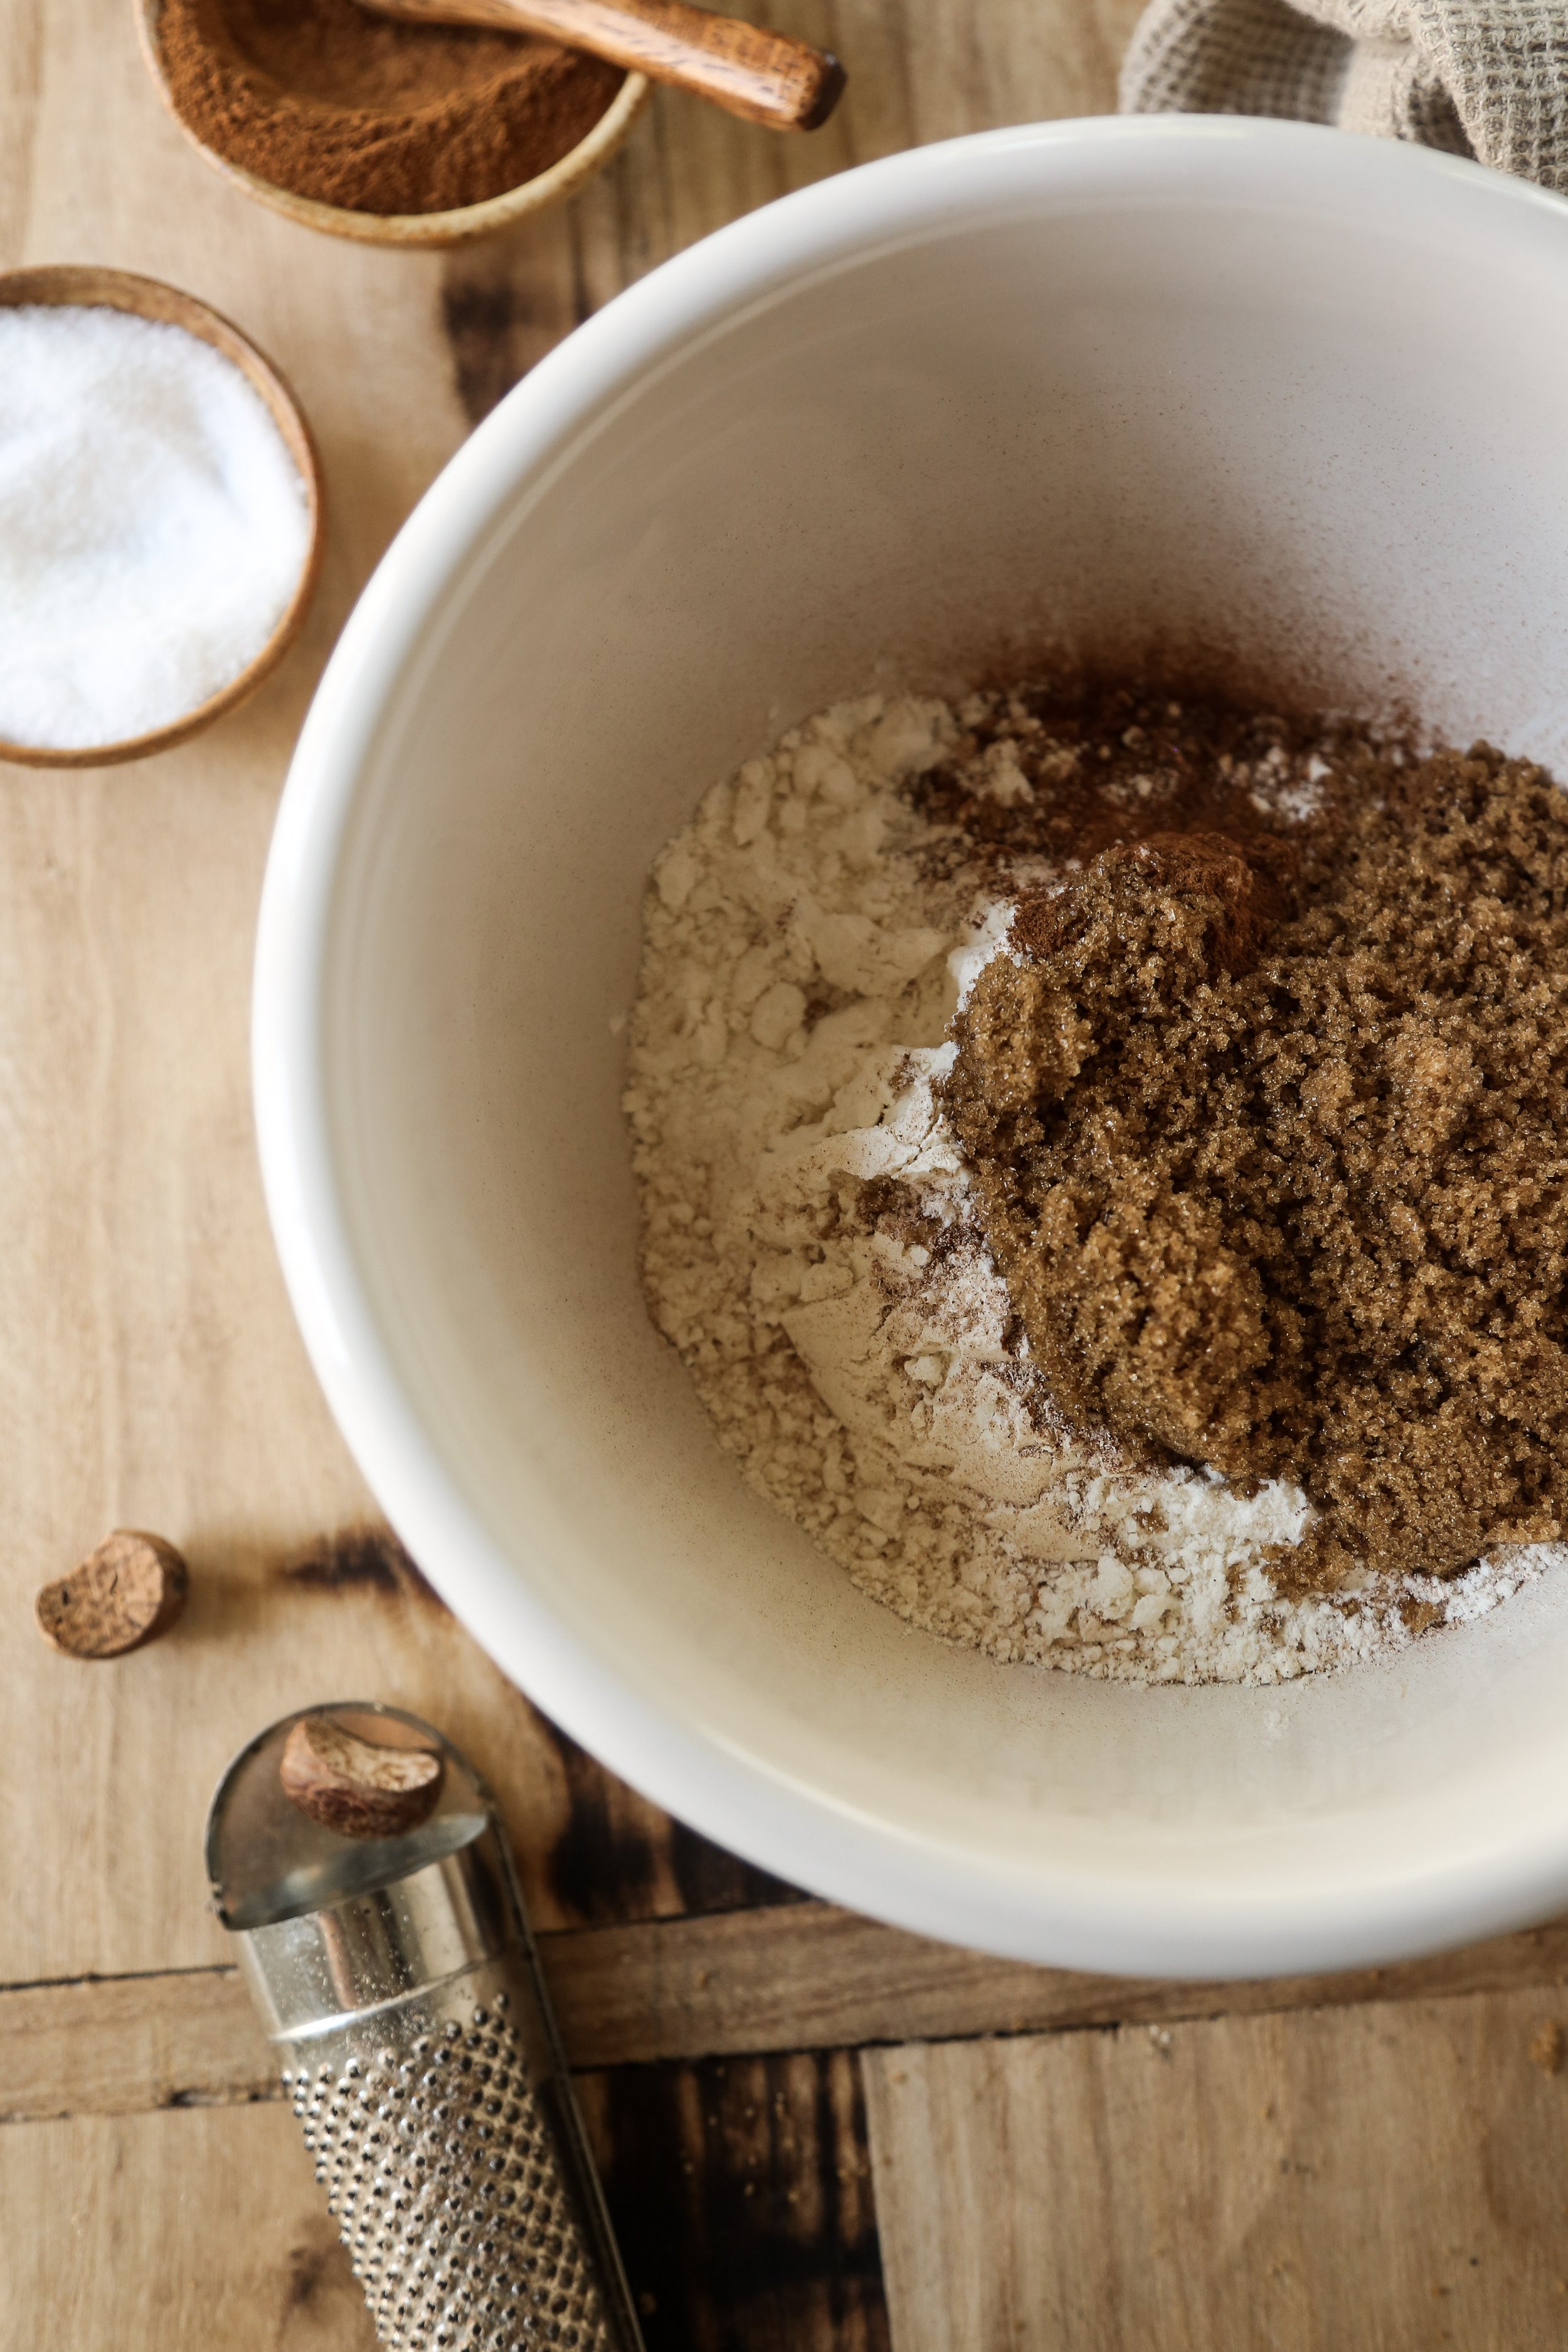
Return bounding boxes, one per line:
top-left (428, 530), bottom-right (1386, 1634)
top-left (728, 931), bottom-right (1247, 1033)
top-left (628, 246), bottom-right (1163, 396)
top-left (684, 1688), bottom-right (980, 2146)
top-left (157, 0), bottom-right (624, 216)
top-left (938, 687), bottom-right (1568, 1596)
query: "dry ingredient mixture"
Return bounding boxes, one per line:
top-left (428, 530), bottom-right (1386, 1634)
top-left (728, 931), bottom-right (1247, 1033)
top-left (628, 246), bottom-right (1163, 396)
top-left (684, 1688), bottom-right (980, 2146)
top-left (625, 682), bottom-right (1567, 1683)
top-left (0, 304), bottom-right (311, 751)
top-left (159, 0), bottom-right (623, 216)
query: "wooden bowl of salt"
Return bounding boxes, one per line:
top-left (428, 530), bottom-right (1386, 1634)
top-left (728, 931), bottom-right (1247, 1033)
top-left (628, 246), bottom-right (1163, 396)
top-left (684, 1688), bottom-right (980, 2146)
top-left (0, 266), bottom-right (324, 769)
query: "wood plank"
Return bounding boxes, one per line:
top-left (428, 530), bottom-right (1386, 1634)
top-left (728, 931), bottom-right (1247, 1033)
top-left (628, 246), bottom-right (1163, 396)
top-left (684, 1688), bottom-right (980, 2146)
top-left (0, 2104), bottom-right (376, 2352)
top-left (0, 2054), bottom-right (883, 2352)
top-left (0, 0), bottom-right (1146, 2000)
top-left (543, 1901), bottom-right (1568, 2072)
top-left (0, 1969), bottom-right (270, 2126)
top-left (439, 0), bottom-right (1147, 426)
top-left (11, 1904), bottom-right (1568, 2122)
top-left (579, 2048), bottom-right (888, 2352)
top-left (0, 0), bottom-right (480, 1990)
top-left (17, 1979), bottom-right (1568, 2352)
top-left (29, 0), bottom-right (1552, 2342)
top-left (864, 1986), bottom-right (1568, 2352)
top-left (531, 1701), bottom-right (804, 1929)
top-left (1, 0), bottom-right (800, 1986)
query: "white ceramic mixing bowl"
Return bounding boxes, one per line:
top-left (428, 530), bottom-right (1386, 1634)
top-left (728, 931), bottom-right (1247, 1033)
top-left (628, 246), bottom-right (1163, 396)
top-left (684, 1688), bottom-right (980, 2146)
top-left (255, 116), bottom-right (1568, 1978)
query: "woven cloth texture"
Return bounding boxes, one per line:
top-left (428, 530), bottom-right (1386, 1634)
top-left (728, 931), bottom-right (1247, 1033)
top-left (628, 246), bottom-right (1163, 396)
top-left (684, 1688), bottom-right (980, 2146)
top-left (1120, 0), bottom-right (1568, 189)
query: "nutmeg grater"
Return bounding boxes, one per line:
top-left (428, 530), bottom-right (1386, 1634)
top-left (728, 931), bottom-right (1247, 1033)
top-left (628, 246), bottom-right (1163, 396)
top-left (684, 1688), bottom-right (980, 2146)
top-left (206, 1702), bottom-right (645, 2352)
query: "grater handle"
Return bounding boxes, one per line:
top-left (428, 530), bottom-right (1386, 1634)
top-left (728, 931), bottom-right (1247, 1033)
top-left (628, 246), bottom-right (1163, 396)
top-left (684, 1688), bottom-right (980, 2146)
top-left (279, 1946), bottom-right (642, 2352)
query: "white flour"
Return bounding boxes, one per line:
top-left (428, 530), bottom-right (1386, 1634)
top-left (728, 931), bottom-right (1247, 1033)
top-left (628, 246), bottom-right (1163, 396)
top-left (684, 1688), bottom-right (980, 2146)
top-left (623, 692), bottom-right (1550, 1683)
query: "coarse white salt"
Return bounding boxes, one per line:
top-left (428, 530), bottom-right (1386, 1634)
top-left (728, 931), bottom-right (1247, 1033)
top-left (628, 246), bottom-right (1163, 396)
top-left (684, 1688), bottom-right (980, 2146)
top-left (0, 304), bottom-right (312, 752)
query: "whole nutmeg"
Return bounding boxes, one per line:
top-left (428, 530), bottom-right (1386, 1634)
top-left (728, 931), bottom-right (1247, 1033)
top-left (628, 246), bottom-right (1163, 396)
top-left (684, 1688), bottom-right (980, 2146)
top-left (280, 1714), bottom-right (445, 1838)
top-left (35, 1530), bottom-right (189, 1658)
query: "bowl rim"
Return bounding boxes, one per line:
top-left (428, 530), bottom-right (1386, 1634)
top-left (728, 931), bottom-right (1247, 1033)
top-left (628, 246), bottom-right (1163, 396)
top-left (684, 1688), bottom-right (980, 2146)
top-left (255, 114), bottom-right (1568, 1979)
top-left (0, 263), bottom-right (324, 768)
top-left (134, 0), bottom-right (651, 250)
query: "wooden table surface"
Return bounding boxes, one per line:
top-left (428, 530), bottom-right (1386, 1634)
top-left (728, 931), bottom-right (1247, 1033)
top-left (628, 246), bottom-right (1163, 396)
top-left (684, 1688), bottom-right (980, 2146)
top-left (5, 1), bottom-right (1568, 2346)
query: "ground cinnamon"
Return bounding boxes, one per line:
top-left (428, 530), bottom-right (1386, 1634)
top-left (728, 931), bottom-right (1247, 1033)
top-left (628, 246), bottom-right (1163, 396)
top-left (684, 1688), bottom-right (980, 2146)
top-left (158, 0), bottom-right (625, 215)
top-left (935, 688), bottom-right (1568, 1597)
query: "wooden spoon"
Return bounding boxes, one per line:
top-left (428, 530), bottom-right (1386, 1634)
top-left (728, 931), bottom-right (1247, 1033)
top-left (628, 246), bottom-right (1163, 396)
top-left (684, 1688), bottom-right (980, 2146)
top-left (354, 0), bottom-right (845, 132)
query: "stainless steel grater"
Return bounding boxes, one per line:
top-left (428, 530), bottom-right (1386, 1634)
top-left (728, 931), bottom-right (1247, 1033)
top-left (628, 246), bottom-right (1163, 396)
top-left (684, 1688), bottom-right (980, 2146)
top-left (206, 1702), bottom-right (645, 2352)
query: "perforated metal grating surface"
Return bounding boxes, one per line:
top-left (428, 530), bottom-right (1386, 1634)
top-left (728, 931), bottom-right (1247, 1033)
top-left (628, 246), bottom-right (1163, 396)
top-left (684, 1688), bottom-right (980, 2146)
top-left (285, 1989), bottom-right (613, 2351)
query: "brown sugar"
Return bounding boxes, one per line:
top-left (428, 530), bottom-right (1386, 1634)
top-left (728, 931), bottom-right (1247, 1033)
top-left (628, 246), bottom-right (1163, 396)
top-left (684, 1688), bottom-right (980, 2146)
top-left (158, 0), bottom-right (624, 216)
top-left (940, 696), bottom-right (1568, 1596)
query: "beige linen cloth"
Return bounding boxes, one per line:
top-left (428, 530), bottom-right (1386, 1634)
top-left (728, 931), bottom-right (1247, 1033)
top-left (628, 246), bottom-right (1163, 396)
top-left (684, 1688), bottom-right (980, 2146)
top-left (1120, 1), bottom-right (1568, 191)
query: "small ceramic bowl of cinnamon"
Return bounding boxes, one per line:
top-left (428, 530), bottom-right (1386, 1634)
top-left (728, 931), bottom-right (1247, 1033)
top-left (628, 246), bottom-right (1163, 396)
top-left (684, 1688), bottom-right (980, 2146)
top-left (135, 0), bottom-right (650, 248)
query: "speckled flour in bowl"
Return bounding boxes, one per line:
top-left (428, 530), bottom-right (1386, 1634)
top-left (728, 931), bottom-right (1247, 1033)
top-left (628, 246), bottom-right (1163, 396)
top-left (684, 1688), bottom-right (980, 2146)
top-left (623, 686), bottom-right (1558, 1684)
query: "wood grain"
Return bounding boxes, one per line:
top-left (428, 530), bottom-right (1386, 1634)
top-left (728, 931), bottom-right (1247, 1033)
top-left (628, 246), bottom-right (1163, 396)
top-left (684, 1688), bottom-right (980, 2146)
top-left (0, 0), bottom-right (479, 1988)
top-left (11, 1905), bottom-right (1568, 2124)
top-left (438, 0), bottom-right (1147, 423)
top-left (1, 1508), bottom-right (802, 1983)
top-left (0, 2105), bottom-right (377, 2352)
top-left (864, 1986), bottom-right (1568, 2352)
top-left (581, 2048), bottom-right (888, 2352)
top-left (0, 0), bottom-right (1143, 1998)
top-left (0, 1971), bottom-right (272, 2125)
top-left (19, 1977), bottom-right (1568, 2352)
top-left (542, 1901), bottom-right (1568, 2071)
top-left (0, 2047), bottom-right (883, 2352)
top-left (14, 0), bottom-right (1557, 2346)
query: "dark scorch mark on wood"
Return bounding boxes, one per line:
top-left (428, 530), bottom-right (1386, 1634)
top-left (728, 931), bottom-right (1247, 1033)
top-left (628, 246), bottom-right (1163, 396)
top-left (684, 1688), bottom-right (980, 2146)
top-left (580, 2048), bottom-right (889, 2352)
top-left (278, 2216), bottom-right (373, 2345)
top-left (441, 271), bottom-right (526, 426)
top-left (280, 1525), bottom-right (445, 1609)
top-left (536, 1714), bottom-right (808, 1928)
top-left (275, 1524), bottom-right (807, 1941)
top-left (275, 1532), bottom-right (803, 1931)
top-left (440, 220), bottom-right (591, 428)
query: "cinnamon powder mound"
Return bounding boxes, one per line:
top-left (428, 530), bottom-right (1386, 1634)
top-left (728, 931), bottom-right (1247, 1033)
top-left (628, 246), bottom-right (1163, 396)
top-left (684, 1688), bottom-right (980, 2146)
top-left (945, 734), bottom-right (1568, 1594)
top-left (158, 0), bottom-right (624, 216)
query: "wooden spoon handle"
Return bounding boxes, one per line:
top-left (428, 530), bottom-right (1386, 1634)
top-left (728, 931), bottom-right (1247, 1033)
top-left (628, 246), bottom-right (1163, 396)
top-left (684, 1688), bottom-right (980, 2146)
top-left (368, 0), bottom-right (845, 130)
